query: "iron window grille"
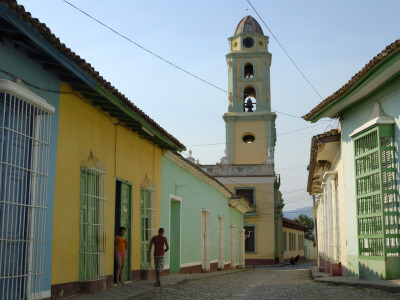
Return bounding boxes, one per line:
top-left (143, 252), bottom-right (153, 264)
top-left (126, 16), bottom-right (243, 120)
top-left (354, 124), bottom-right (399, 258)
top-left (140, 175), bottom-right (157, 269)
top-left (0, 80), bottom-right (54, 300)
top-left (79, 150), bottom-right (107, 281)
top-left (298, 234), bottom-right (304, 250)
top-left (289, 233), bottom-right (296, 251)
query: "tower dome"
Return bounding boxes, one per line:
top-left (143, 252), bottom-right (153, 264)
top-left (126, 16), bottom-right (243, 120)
top-left (234, 15), bottom-right (264, 35)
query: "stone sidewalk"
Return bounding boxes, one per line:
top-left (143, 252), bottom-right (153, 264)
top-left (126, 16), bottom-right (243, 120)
top-left (311, 266), bottom-right (400, 293)
top-left (67, 269), bottom-right (248, 300)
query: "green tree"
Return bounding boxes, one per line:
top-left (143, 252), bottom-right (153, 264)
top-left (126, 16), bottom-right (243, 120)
top-left (294, 214), bottom-right (315, 241)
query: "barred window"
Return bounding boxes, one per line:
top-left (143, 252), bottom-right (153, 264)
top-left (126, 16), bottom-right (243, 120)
top-left (0, 80), bottom-right (54, 299)
top-left (235, 188), bottom-right (255, 206)
top-left (298, 234), bottom-right (304, 250)
top-left (79, 151), bottom-right (107, 281)
top-left (289, 233), bottom-right (296, 251)
top-left (140, 176), bottom-right (157, 269)
top-left (353, 124), bottom-right (399, 258)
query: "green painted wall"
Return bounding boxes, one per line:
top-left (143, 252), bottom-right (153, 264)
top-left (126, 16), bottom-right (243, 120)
top-left (341, 75), bottom-right (400, 279)
top-left (161, 155), bottom-right (244, 269)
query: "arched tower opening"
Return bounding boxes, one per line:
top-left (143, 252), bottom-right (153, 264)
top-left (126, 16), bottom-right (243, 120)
top-left (243, 86), bottom-right (256, 112)
top-left (244, 63), bottom-right (254, 78)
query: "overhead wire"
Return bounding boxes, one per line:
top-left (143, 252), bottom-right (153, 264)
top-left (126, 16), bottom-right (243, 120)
top-left (60, 0), bottom-right (311, 119)
top-left (186, 119), bottom-right (334, 148)
top-left (246, 0), bottom-right (323, 100)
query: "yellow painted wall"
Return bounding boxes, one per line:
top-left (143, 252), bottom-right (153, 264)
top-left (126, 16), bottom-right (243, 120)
top-left (283, 227), bottom-right (305, 259)
top-left (233, 121), bottom-right (266, 164)
top-left (225, 181), bottom-right (276, 259)
top-left (52, 82), bottom-right (162, 285)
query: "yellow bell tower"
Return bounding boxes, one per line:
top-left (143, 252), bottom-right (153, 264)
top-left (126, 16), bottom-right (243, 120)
top-left (224, 15), bottom-right (276, 165)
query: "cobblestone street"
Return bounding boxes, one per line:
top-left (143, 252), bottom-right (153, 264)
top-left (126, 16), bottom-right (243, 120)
top-left (134, 263), bottom-right (400, 300)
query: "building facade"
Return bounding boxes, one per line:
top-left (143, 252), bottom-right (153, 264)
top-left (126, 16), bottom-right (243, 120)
top-left (0, 1), bottom-right (186, 299)
top-left (282, 218), bottom-right (307, 261)
top-left (0, 2), bottom-right (61, 299)
top-left (161, 152), bottom-right (251, 274)
top-left (203, 15), bottom-right (284, 265)
top-left (307, 129), bottom-right (345, 276)
top-left (304, 39), bottom-right (400, 279)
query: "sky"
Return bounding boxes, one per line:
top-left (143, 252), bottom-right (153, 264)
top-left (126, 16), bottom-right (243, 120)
top-left (18, 0), bottom-right (400, 214)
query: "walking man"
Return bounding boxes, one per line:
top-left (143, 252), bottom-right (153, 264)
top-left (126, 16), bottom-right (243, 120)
top-left (148, 228), bottom-right (169, 287)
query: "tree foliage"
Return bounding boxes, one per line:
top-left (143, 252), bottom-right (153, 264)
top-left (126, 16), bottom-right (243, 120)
top-left (294, 214), bottom-right (315, 241)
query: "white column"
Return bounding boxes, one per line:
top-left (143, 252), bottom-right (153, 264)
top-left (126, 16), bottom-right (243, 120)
top-left (331, 176), bottom-right (338, 263)
top-left (322, 182), bottom-right (328, 262)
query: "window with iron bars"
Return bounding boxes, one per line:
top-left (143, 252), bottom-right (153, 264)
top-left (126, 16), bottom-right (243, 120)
top-left (289, 233), bottom-right (296, 251)
top-left (0, 81), bottom-right (54, 300)
top-left (140, 187), bottom-right (157, 269)
top-left (298, 234), bottom-right (304, 250)
top-left (353, 124), bottom-right (399, 258)
top-left (79, 155), bottom-right (107, 281)
top-left (235, 188), bottom-right (255, 207)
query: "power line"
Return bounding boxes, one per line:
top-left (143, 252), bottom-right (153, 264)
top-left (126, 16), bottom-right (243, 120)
top-left (246, 0), bottom-right (323, 100)
top-left (60, 0), bottom-right (304, 119)
top-left (186, 120), bottom-right (334, 147)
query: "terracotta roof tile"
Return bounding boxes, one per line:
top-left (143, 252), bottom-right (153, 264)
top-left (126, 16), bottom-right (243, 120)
top-left (282, 217), bottom-right (308, 231)
top-left (0, 0), bottom-right (185, 150)
top-left (303, 39), bottom-right (400, 121)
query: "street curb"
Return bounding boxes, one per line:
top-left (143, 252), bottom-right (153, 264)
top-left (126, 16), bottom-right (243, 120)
top-left (310, 267), bottom-right (400, 294)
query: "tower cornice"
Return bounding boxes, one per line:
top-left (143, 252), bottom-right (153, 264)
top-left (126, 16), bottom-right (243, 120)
top-left (223, 112), bottom-right (276, 122)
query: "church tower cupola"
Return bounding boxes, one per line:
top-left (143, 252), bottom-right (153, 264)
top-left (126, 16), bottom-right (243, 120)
top-left (223, 15), bottom-right (276, 165)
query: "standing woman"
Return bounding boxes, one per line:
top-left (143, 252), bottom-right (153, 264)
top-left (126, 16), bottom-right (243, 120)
top-left (115, 227), bottom-right (128, 285)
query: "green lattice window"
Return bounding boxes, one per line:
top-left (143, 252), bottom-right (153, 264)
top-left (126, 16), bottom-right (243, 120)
top-left (354, 124), bottom-right (399, 258)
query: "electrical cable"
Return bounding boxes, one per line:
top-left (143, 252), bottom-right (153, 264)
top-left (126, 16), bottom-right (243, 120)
top-left (60, 0), bottom-right (309, 119)
top-left (186, 119), bottom-right (334, 148)
top-left (246, 0), bottom-right (323, 100)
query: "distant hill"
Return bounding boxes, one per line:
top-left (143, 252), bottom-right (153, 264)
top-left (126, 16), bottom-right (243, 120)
top-left (283, 206), bottom-right (313, 220)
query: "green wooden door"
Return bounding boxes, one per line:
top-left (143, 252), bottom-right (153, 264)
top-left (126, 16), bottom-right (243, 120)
top-left (79, 170), bottom-right (100, 281)
top-left (119, 181), bottom-right (131, 280)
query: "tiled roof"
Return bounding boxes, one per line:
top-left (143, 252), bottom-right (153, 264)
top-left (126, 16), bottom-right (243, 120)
top-left (0, 0), bottom-right (186, 150)
top-left (307, 129), bottom-right (340, 193)
top-left (282, 217), bottom-right (308, 231)
top-left (303, 38), bottom-right (400, 121)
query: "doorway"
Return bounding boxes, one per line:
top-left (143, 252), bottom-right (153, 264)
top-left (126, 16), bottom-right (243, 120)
top-left (201, 210), bottom-right (210, 271)
top-left (170, 199), bottom-right (181, 273)
top-left (115, 180), bottom-right (132, 282)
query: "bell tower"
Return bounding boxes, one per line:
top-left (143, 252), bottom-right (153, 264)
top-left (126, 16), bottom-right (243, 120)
top-left (224, 15), bottom-right (276, 165)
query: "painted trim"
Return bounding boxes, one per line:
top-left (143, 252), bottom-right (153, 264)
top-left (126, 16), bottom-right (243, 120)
top-left (223, 111), bottom-right (276, 122)
top-left (0, 79), bottom-right (55, 113)
top-left (308, 53), bottom-right (400, 122)
top-left (164, 151), bottom-right (232, 198)
top-left (180, 261), bottom-right (202, 268)
top-left (349, 116), bottom-right (395, 137)
top-left (217, 176), bottom-right (276, 184)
